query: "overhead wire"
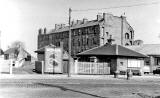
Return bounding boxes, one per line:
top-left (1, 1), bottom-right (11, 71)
top-left (73, 1), bottom-right (160, 12)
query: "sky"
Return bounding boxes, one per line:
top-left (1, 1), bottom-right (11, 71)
top-left (0, 0), bottom-right (160, 57)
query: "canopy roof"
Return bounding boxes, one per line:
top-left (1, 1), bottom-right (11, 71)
top-left (77, 44), bottom-right (147, 58)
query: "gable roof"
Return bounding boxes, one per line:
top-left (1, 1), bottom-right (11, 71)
top-left (4, 47), bottom-right (17, 54)
top-left (126, 44), bottom-right (160, 56)
top-left (4, 47), bottom-right (31, 56)
top-left (0, 48), bottom-right (4, 55)
top-left (77, 44), bottom-right (147, 58)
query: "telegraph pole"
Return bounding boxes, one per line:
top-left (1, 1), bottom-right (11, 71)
top-left (68, 8), bottom-right (72, 77)
top-left (121, 15), bottom-right (123, 46)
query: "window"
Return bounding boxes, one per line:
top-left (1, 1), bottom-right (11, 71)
top-left (125, 43), bottom-right (129, 46)
top-left (120, 62), bottom-right (124, 66)
top-left (125, 33), bottom-right (129, 39)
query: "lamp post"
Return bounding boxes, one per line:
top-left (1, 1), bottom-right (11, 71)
top-left (68, 8), bottom-right (72, 77)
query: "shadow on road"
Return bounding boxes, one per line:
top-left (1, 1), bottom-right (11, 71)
top-left (35, 83), bottom-right (108, 98)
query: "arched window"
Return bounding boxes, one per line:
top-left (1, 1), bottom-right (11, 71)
top-left (125, 43), bottom-right (129, 46)
top-left (125, 33), bottom-right (129, 39)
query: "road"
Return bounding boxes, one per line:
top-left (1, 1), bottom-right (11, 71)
top-left (0, 76), bottom-right (160, 98)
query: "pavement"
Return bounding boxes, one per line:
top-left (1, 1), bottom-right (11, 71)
top-left (0, 74), bottom-right (160, 81)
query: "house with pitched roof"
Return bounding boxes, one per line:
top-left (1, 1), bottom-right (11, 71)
top-left (76, 43), bottom-right (147, 75)
top-left (4, 47), bottom-right (31, 67)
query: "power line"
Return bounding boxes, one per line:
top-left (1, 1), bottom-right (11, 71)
top-left (73, 1), bottom-right (160, 12)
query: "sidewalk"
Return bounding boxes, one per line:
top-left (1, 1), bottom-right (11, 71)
top-left (0, 74), bottom-right (160, 81)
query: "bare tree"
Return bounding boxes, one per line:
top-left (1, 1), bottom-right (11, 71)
top-left (10, 41), bottom-right (25, 49)
top-left (9, 41), bottom-right (26, 59)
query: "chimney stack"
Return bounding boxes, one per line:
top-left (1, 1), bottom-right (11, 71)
top-left (60, 24), bottom-right (65, 28)
top-left (38, 28), bottom-right (42, 35)
top-left (83, 18), bottom-right (88, 24)
top-left (77, 20), bottom-right (82, 24)
top-left (55, 24), bottom-right (61, 30)
top-left (97, 13), bottom-right (102, 21)
top-left (44, 28), bottom-right (47, 34)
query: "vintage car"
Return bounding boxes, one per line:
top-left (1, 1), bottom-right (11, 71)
top-left (153, 67), bottom-right (160, 75)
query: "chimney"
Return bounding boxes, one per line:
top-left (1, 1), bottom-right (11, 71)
top-left (77, 20), bottom-right (82, 24)
top-left (83, 18), bottom-right (88, 24)
top-left (103, 13), bottom-right (106, 22)
top-left (107, 35), bottom-right (115, 45)
top-left (60, 24), bottom-right (65, 28)
top-left (38, 28), bottom-right (42, 35)
top-left (71, 21), bottom-right (76, 26)
top-left (97, 14), bottom-right (102, 21)
top-left (44, 28), bottom-right (47, 34)
top-left (55, 24), bottom-right (61, 30)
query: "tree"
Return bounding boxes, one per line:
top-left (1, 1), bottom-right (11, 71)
top-left (10, 41), bottom-right (25, 49)
top-left (9, 41), bottom-right (26, 59)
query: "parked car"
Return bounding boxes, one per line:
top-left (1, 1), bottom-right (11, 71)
top-left (153, 67), bottom-right (160, 75)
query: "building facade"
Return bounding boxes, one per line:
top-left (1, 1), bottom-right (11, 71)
top-left (38, 13), bottom-right (134, 57)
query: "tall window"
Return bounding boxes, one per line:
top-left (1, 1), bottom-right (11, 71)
top-left (125, 33), bottom-right (129, 39)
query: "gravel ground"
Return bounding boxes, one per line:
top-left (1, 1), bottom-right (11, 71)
top-left (0, 77), bottom-right (160, 98)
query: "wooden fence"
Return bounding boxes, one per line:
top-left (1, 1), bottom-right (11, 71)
top-left (77, 62), bottom-right (110, 74)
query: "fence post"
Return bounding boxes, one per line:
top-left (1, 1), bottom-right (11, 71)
top-left (10, 59), bottom-right (13, 74)
top-left (75, 60), bottom-right (78, 74)
top-left (41, 61), bottom-right (44, 74)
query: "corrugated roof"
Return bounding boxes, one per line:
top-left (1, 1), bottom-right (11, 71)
top-left (126, 44), bottom-right (160, 56)
top-left (77, 44), bottom-right (147, 58)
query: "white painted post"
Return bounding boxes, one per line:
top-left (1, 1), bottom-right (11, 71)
top-left (41, 61), bottom-right (44, 74)
top-left (10, 59), bottom-right (13, 74)
top-left (75, 60), bottom-right (78, 74)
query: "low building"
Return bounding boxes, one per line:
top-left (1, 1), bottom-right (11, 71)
top-left (76, 43), bottom-right (147, 75)
top-left (35, 44), bottom-right (75, 74)
top-left (127, 44), bottom-right (160, 73)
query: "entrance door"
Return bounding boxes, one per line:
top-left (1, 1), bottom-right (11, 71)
top-left (63, 60), bottom-right (68, 73)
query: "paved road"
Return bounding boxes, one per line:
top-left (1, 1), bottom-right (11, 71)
top-left (0, 75), bottom-right (160, 98)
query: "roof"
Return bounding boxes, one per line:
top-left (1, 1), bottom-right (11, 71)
top-left (35, 44), bottom-right (56, 53)
top-left (4, 47), bottom-right (31, 56)
top-left (49, 20), bottom-right (101, 34)
top-left (0, 48), bottom-right (4, 55)
top-left (126, 44), bottom-right (160, 56)
top-left (77, 44), bottom-right (147, 58)
top-left (4, 47), bottom-right (17, 54)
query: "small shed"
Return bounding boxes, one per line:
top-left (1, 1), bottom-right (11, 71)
top-left (77, 43), bottom-right (147, 75)
top-left (35, 44), bottom-right (74, 74)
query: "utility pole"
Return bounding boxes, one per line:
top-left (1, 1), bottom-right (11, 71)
top-left (121, 15), bottom-right (123, 46)
top-left (68, 8), bottom-right (72, 77)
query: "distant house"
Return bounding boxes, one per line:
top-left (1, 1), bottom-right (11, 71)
top-left (77, 43), bottom-right (147, 75)
top-left (0, 48), bottom-right (4, 55)
top-left (4, 47), bottom-right (31, 67)
top-left (127, 44), bottom-right (160, 72)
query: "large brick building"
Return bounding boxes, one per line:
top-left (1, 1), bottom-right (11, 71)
top-left (38, 13), bottom-right (134, 57)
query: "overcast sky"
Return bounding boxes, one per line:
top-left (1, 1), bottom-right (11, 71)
top-left (0, 0), bottom-right (160, 56)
